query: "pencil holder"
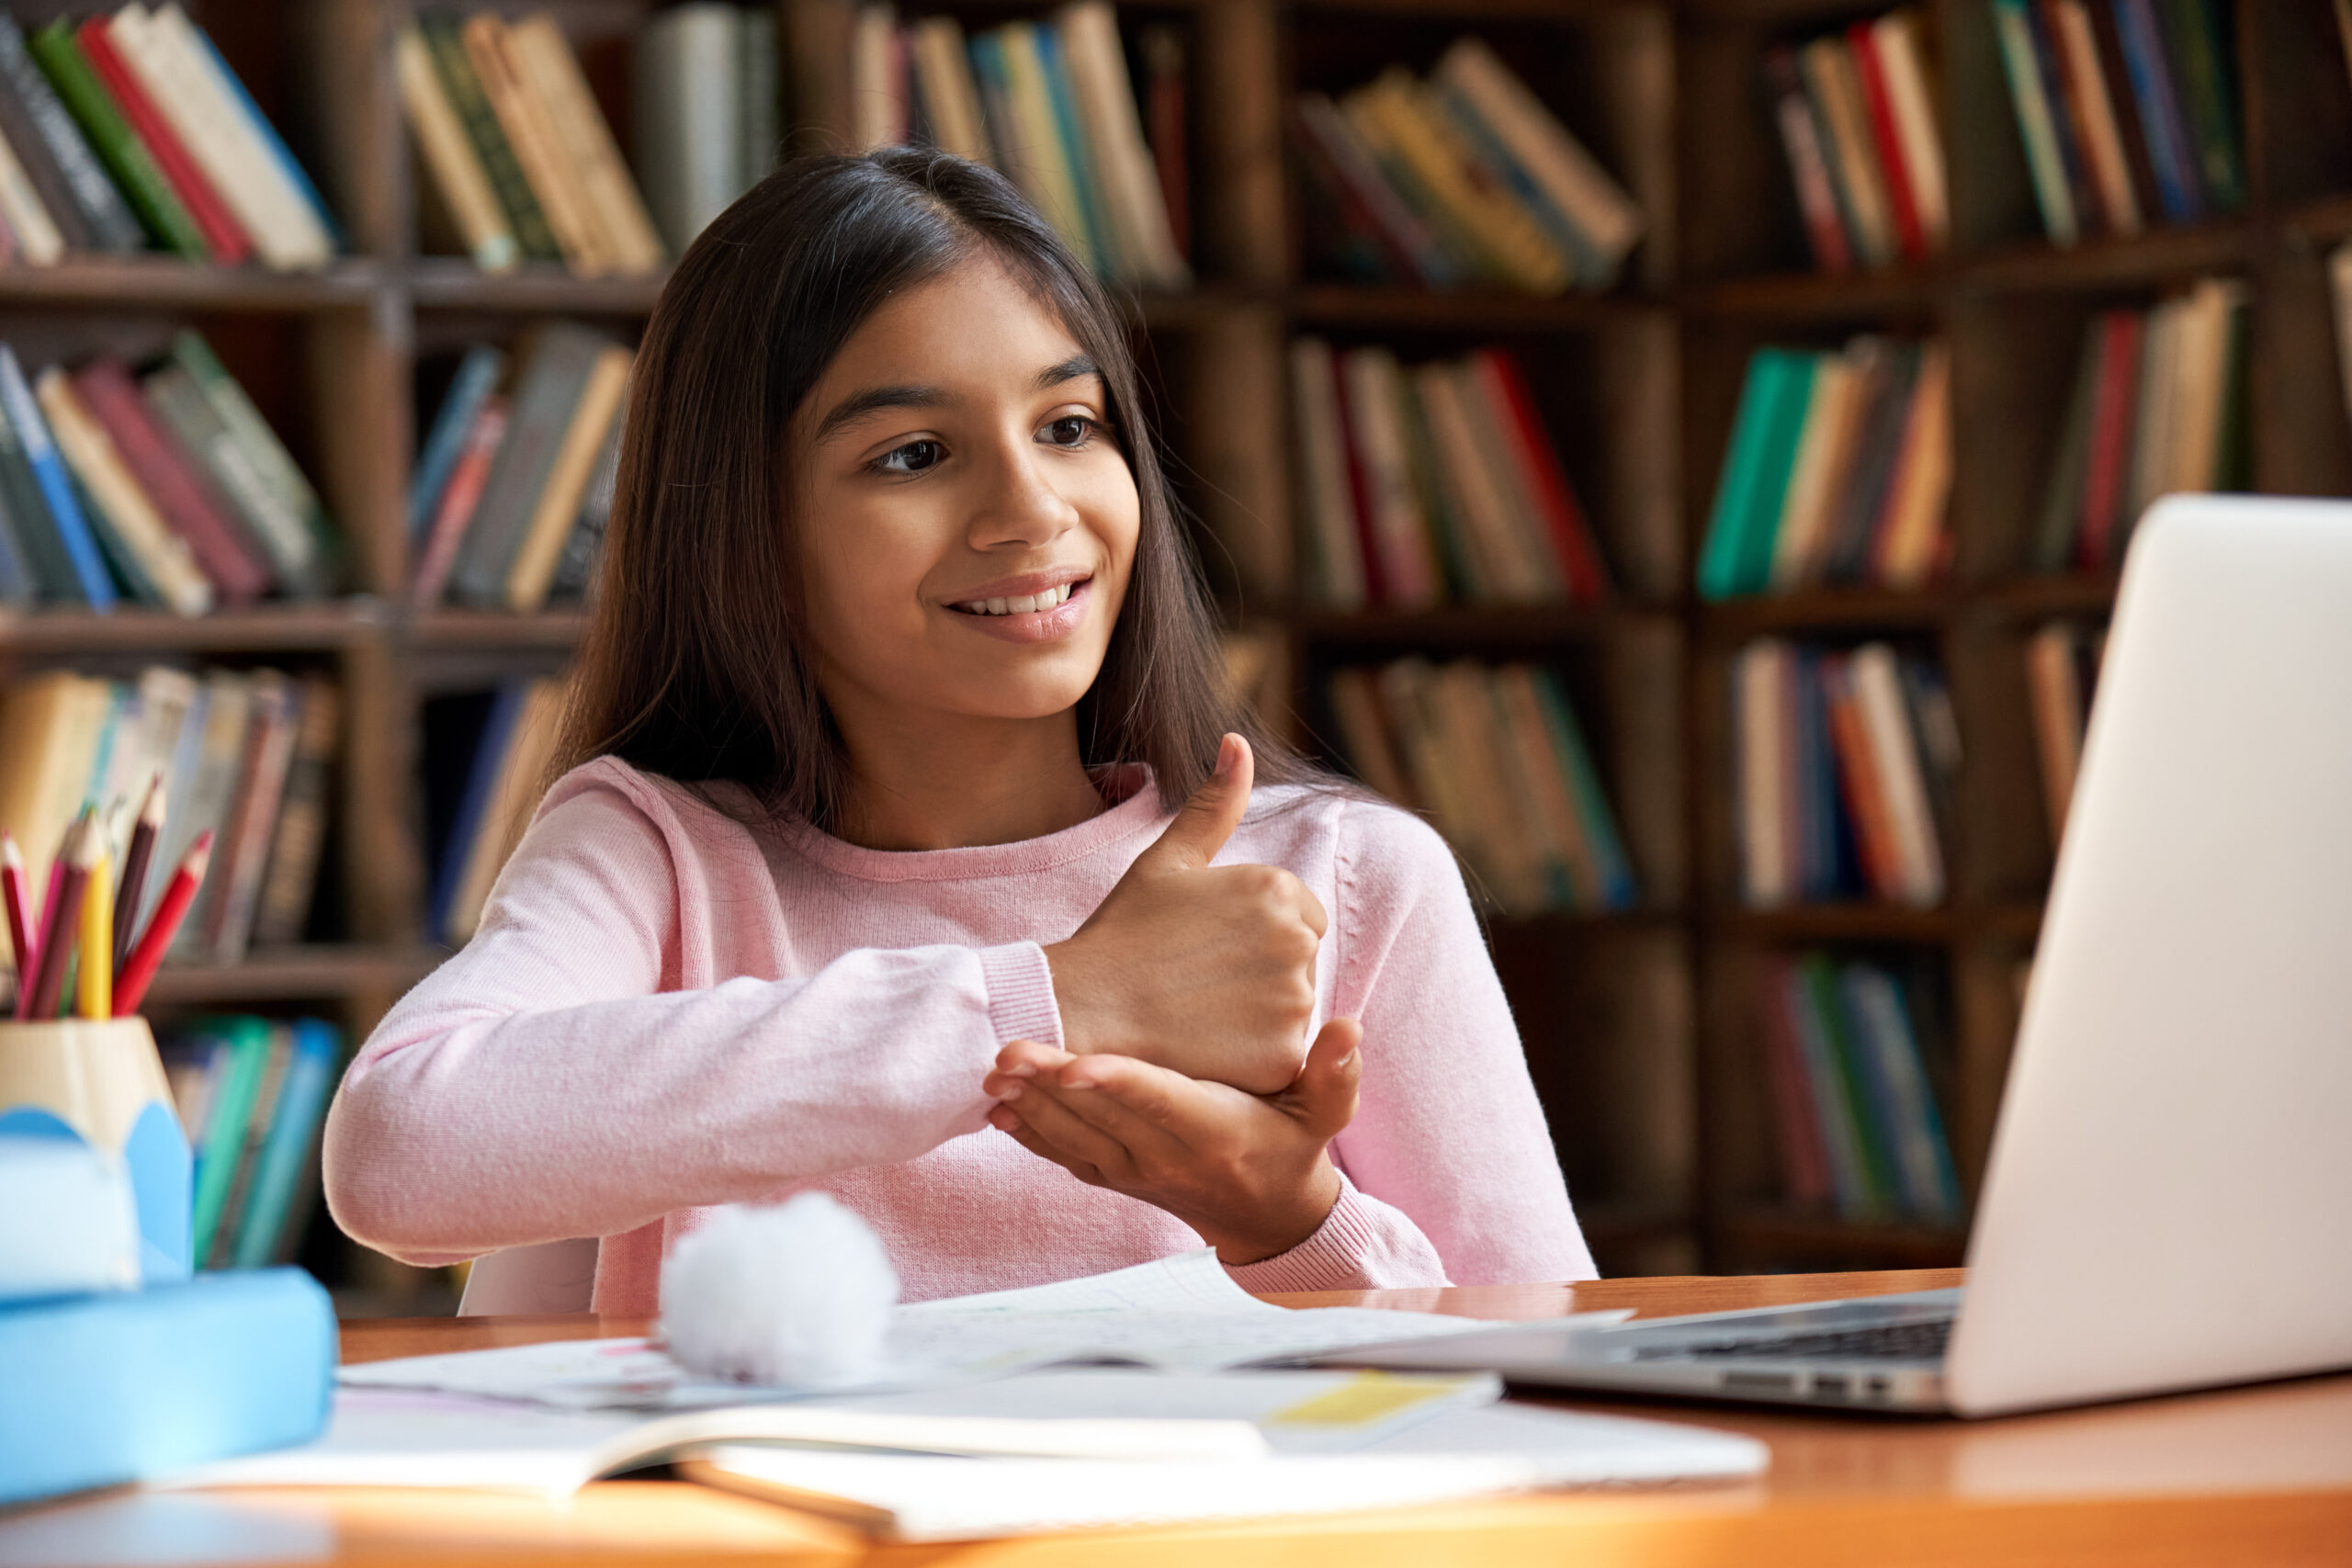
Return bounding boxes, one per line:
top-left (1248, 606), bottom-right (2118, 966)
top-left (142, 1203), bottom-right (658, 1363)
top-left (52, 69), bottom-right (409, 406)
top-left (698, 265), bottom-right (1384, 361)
top-left (0, 1018), bottom-right (191, 1283)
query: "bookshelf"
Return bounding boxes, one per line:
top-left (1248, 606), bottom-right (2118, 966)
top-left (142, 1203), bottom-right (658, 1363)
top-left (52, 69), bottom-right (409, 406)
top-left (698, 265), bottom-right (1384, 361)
top-left (10, 0), bottom-right (2351, 1301)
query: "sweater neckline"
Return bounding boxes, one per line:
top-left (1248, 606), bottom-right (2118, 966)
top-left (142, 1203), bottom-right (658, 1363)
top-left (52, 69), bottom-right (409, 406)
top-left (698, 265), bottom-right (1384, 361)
top-left (779, 763), bottom-right (1167, 883)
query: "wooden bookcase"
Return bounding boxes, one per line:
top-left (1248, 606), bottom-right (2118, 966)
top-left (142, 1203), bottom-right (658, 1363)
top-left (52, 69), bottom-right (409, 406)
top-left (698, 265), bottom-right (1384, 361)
top-left (8, 0), bottom-right (2348, 1299)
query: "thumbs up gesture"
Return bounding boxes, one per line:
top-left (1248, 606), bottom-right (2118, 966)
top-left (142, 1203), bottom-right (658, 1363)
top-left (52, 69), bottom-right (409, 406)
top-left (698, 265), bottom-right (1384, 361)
top-left (1044, 734), bottom-right (1328, 1095)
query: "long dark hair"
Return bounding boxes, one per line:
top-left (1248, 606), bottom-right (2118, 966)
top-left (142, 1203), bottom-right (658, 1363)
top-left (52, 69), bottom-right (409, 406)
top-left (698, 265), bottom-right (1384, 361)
top-left (556, 148), bottom-right (1316, 829)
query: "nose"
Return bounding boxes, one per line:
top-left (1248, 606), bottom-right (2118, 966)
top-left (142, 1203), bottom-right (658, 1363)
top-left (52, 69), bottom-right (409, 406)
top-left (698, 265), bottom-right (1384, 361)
top-left (966, 434), bottom-right (1079, 553)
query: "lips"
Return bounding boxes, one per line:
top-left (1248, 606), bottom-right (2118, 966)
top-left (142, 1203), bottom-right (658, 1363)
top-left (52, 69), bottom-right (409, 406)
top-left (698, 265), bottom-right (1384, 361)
top-left (953, 581), bottom-right (1077, 616)
top-left (944, 574), bottom-right (1094, 644)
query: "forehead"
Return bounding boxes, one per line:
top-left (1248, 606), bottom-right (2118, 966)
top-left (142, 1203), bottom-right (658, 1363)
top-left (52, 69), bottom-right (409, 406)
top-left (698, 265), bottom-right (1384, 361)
top-left (818, 252), bottom-right (1090, 394)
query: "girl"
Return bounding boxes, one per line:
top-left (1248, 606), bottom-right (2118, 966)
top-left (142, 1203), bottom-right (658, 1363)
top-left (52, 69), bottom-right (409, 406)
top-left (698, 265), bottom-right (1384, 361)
top-left (324, 151), bottom-right (1593, 1313)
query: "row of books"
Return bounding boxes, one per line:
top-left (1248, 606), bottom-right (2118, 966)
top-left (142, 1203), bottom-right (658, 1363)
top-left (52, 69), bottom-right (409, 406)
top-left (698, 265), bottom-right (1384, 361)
top-left (1289, 339), bottom-right (1609, 612)
top-left (1990, 0), bottom-right (2243, 247)
top-left (0, 8), bottom-right (332, 270)
top-left (1324, 659), bottom-right (1634, 916)
top-left (1766, 10), bottom-right (1949, 274)
top-left (1295, 39), bottom-right (1641, 296)
top-left (844, 2), bottom-right (1186, 290)
top-left (0, 666), bottom-right (338, 973)
top-left (161, 1014), bottom-right (344, 1270)
top-left (2026, 619), bottom-right (2106, 845)
top-left (1734, 638), bottom-right (1959, 910)
top-left (633, 4), bottom-right (779, 256)
top-left (1698, 338), bottom-right (1951, 601)
top-left (2030, 278), bottom-right (2247, 575)
top-left (424, 678), bottom-right (569, 946)
top-left (0, 331), bottom-right (336, 614)
top-left (398, 9), bottom-right (664, 277)
top-left (1758, 951), bottom-right (1961, 1224)
top-left (408, 324), bottom-right (631, 613)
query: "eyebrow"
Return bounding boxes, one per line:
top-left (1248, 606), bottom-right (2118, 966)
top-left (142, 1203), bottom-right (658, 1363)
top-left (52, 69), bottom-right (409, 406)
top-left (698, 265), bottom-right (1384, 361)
top-left (813, 355), bottom-right (1103, 445)
top-left (1036, 354), bottom-right (1098, 389)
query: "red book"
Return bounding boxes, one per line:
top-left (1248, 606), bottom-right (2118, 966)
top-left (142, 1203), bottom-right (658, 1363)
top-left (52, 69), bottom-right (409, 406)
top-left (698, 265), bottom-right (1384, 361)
top-left (1822, 655), bottom-right (1902, 901)
top-left (1472, 350), bottom-right (1611, 604)
top-left (1758, 957), bottom-right (1835, 1206)
top-left (74, 20), bottom-right (249, 265)
top-left (2077, 310), bottom-right (2143, 572)
top-left (1846, 22), bottom-right (1927, 264)
top-left (71, 357), bottom-right (272, 604)
top-left (413, 396), bottom-right (509, 608)
top-left (1327, 353), bottom-right (1389, 608)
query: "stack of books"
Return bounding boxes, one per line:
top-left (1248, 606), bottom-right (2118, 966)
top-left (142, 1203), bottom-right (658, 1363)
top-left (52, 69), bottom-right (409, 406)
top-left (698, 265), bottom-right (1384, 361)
top-left (0, 330), bottom-right (337, 614)
top-left (1763, 10), bottom-right (1948, 274)
top-left (1988, 0), bottom-right (2242, 248)
top-left (1757, 950), bottom-right (1960, 1224)
top-left (632, 4), bottom-right (779, 255)
top-left (0, 665), bottom-right (339, 971)
top-left (1697, 338), bottom-right (1951, 600)
top-left (396, 9), bottom-right (664, 277)
top-left (2030, 279), bottom-right (2248, 575)
top-left (1733, 638), bottom-right (1958, 910)
top-left (1289, 339), bottom-right (1609, 612)
top-left (410, 324), bottom-right (632, 613)
top-left (840, 2), bottom-right (1187, 290)
top-left (424, 677), bottom-right (569, 946)
top-left (1294, 38), bottom-right (1641, 295)
top-left (1325, 659), bottom-right (1634, 916)
top-left (0, 8), bottom-right (334, 270)
top-left (2026, 619), bottom-right (2105, 845)
top-left (160, 1015), bottom-right (344, 1271)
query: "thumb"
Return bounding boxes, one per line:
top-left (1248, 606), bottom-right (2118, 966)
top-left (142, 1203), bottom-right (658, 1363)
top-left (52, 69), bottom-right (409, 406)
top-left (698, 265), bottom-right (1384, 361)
top-left (1133, 733), bottom-right (1252, 874)
top-left (1288, 1017), bottom-right (1363, 1139)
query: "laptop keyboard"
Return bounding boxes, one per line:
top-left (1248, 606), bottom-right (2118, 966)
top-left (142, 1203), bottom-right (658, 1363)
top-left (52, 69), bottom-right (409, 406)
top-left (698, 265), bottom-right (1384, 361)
top-left (1635, 1316), bottom-right (1954, 1363)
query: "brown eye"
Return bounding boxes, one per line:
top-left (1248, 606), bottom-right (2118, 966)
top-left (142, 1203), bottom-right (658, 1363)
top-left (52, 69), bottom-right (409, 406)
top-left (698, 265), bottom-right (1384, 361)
top-left (876, 439), bottom-right (943, 473)
top-left (1043, 416), bottom-right (1094, 447)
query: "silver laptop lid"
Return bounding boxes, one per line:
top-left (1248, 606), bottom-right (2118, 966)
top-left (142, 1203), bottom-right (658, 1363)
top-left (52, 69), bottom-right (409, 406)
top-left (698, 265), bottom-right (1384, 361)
top-left (1949, 496), bottom-right (2352, 1416)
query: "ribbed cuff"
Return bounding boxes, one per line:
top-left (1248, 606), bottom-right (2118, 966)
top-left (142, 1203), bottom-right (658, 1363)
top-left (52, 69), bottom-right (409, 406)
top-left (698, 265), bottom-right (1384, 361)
top-left (978, 942), bottom-right (1064, 1052)
top-left (1221, 1172), bottom-right (1380, 1294)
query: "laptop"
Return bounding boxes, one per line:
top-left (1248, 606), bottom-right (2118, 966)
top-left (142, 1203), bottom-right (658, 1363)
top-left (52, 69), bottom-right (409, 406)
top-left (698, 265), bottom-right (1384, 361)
top-left (1329, 495), bottom-right (2352, 1417)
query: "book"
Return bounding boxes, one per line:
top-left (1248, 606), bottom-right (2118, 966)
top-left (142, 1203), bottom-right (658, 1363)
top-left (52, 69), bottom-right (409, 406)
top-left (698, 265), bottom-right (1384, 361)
top-left (1766, 46), bottom-right (1853, 275)
top-left (0, 344), bottom-right (115, 609)
top-left (74, 16), bottom-right (247, 265)
top-left (26, 18), bottom-right (206, 259)
top-left (1844, 23), bottom-right (1925, 263)
top-left (1139, 25), bottom-right (1186, 260)
top-left (71, 355), bottom-right (269, 605)
top-left (1799, 36), bottom-right (1895, 272)
top-left (1473, 349), bottom-right (1610, 603)
top-left (0, 671), bottom-right (114, 906)
top-left (503, 343), bottom-right (632, 612)
top-left (1336, 347), bottom-right (1438, 610)
top-left (151, 5), bottom-right (337, 265)
top-left (0, 457), bottom-right (31, 605)
top-left (1057, 2), bottom-right (1188, 289)
top-left (1778, 954), bottom-right (1880, 1215)
top-left (1325, 667), bottom-right (1417, 808)
top-left (171, 1014), bottom-right (275, 1264)
top-left (228, 1017), bottom-right (342, 1268)
top-left (0, 117), bottom-right (63, 264)
top-left (1838, 963), bottom-right (1961, 1221)
top-left (2027, 620), bottom-right (2093, 841)
top-left (461, 15), bottom-right (604, 274)
top-left (1868, 339), bottom-right (1951, 592)
top-left (410, 345), bottom-right (508, 538)
top-left (2155, 0), bottom-right (2241, 213)
top-left (168, 670), bottom-right (253, 956)
top-left (1344, 71), bottom-right (1570, 296)
top-left (204, 669), bottom-right (301, 963)
top-left (1289, 337), bottom-right (1365, 610)
top-left (1698, 348), bottom-right (1815, 601)
top-left (2032, 321), bottom-right (2105, 573)
top-left (2046, 0), bottom-right (2142, 235)
top-left (505, 14), bottom-right (663, 276)
top-left (1767, 350), bottom-right (1863, 590)
top-left (1992, 0), bottom-right (2081, 244)
top-left (413, 393), bottom-right (507, 608)
top-left (163, 330), bottom-right (336, 595)
top-left (205, 1021), bottom-right (291, 1269)
top-left (35, 364), bottom-right (214, 617)
top-left (1870, 13), bottom-right (1948, 254)
top-left (1295, 92), bottom-right (1456, 288)
top-left (634, 5), bottom-right (745, 255)
top-left (449, 322), bottom-right (616, 607)
top-left (419, 14), bottom-right (561, 265)
top-left (398, 23), bottom-right (518, 273)
top-left (2110, 0), bottom-right (2203, 222)
top-left (435, 677), bottom-right (568, 943)
top-left (910, 16), bottom-right (989, 164)
top-left (0, 16), bottom-right (140, 253)
top-left (250, 676), bottom-right (337, 951)
top-left (1757, 957), bottom-right (1835, 1208)
top-left (548, 415), bottom-right (621, 602)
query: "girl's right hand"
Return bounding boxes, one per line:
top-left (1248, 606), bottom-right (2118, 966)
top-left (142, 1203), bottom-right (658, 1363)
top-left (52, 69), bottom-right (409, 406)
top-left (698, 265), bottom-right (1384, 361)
top-left (1043, 736), bottom-right (1326, 1096)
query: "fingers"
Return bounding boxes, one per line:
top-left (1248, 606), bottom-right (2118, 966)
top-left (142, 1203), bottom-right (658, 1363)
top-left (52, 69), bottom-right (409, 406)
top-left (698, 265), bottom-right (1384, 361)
top-left (998, 1114), bottom-right (1104, 1188)
top-left (986, 1039), bottom-right (1073, 1099)
top-left (1285, 1018), bottom-right (1363, 1141)
top-left (1130, 732), bottom-right (1251, 874)
top-left (1043, 1054), bottom-right (1202, 1162)
top-left (989, 1077), bottom-right (1133, 1177)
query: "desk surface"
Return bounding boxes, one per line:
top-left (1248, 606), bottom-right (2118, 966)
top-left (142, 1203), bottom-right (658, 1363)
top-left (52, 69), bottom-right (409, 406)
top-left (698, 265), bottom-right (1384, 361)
top-left (8, 1269), bottom-right (2351, 1567)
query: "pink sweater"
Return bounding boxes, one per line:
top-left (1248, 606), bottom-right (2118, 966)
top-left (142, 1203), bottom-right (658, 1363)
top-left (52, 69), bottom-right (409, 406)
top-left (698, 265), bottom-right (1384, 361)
top-left (324, 757), bottom-right (1594, 1312)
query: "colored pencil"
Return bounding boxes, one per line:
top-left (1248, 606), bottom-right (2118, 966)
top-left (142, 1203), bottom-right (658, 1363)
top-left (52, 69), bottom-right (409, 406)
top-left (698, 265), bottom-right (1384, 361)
top-left (113, 829), bottom-right (212, 1018)
top-left (26, 816), bottom-right (96, 1022)
top-left (114, 772), bottom-right (164, 968)
top-left (15, 818), bottom-right (74, 1020)
top-left (77, 843), bottom-right (111, 1021)
top-left (1, 831), bottom-right (29, 977)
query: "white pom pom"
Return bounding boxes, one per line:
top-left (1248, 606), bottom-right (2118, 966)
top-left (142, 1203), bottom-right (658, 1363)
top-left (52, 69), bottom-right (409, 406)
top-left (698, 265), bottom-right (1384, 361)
top-left (658, 1194), bottom-right (900, 1389)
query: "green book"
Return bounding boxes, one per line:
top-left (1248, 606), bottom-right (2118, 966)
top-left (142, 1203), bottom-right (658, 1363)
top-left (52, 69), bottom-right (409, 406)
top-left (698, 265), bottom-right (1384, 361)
top-left (419, 15), bottom-right (561, 264)
top-left (186, 1017), bottom-right (276, 1268)
top-left (1802, 954), bottom-right (1897, 1214)
top-left (2156, 0), bottom-right (2243, 214)
top-left (25, 21), bottom-right (207, 259)
top-left (167, 331), bottom-right (338, 596)
top-left (1394, 375), bottom-right (1476, 600)
top-left (1700, 350), bottom-right (1798, 601)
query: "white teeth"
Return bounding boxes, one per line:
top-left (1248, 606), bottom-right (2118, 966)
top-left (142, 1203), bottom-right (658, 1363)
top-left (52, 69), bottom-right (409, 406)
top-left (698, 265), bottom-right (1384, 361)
top-left (957, 582), bottom-right (1077, 615)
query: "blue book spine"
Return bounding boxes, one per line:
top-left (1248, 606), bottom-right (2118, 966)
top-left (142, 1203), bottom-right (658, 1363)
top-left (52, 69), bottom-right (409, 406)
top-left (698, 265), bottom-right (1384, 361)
top-left (190, 21), bottom-right (343, 248)
top-left (1838, 964), bottom-right (1962, 1221)
top-left (232, 1019), bottom-right (342, 1269)
top-left (0, 481), bottom-right (32, 604)
top-left (410, 347), bottom-right (506, 538)
top-left (1031, 27), bottom-right (1112, 276)
top-left (431, 682), bottom-right (527, 942)
top-left (0, 1269), bottom-right (334, 1505)
top-left (0, 346), bottom-right (114, 609)
top-left (2110, 0), bottom-right (2203, 222)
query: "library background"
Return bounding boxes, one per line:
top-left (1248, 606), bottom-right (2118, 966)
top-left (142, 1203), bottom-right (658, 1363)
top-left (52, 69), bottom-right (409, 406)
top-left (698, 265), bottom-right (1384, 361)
top-left (0, 0), bottom-right (2339, 1313)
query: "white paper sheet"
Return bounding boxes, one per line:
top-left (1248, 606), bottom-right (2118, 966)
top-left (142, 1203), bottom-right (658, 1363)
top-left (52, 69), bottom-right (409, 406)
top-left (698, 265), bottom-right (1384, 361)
top-left (338, 1249), bottom-right (1628, 1412)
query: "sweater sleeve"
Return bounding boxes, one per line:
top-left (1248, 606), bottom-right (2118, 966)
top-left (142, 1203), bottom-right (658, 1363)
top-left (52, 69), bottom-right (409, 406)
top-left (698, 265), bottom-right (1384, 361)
top-left (1303, 800), bottom-right (1598, 1288)
top-left (322, 779), bottom-right (1059, 1267)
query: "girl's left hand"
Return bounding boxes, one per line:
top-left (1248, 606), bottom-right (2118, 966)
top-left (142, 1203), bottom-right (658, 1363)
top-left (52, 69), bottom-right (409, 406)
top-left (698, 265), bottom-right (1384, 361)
top-left (981, 1019), bottom-right (1363, 1264)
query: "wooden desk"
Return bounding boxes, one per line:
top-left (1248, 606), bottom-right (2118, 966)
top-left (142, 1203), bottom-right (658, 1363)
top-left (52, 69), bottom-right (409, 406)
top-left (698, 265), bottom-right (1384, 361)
top-left (6, 1269), bottom-right (2350, 1566)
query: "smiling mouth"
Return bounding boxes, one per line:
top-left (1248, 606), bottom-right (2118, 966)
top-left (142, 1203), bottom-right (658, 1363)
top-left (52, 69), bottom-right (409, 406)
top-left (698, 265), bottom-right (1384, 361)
top-left (950, 580), bottom-right (1083, 616)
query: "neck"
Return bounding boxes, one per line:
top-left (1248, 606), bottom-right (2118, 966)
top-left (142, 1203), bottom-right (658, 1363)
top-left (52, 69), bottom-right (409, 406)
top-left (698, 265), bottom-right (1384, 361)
top-left (827, 705), bottom-right (1106, 852)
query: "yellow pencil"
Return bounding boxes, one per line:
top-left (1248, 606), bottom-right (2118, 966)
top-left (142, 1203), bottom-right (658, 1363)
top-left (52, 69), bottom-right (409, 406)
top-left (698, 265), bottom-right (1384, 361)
top-left (77, 845), bottom-right (111, 1020)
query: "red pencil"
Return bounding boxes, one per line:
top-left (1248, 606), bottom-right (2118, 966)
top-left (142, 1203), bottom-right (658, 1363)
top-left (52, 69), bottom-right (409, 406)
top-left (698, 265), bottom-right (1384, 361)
top-left (112, 830), bottom-right (212, 1018)
top-left (25, 816), bottom-right (96, 1022)
top-left (1, 830), bottom-right (31, 979)
top-left (113, 772), bottom-right (164, 969)
top-left (14, 820), bottom-right (74, 1021)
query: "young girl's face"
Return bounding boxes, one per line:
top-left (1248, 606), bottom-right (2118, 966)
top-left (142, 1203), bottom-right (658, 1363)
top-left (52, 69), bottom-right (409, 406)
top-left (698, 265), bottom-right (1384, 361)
top-left (791, 252), bottom-right (1140, 739)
